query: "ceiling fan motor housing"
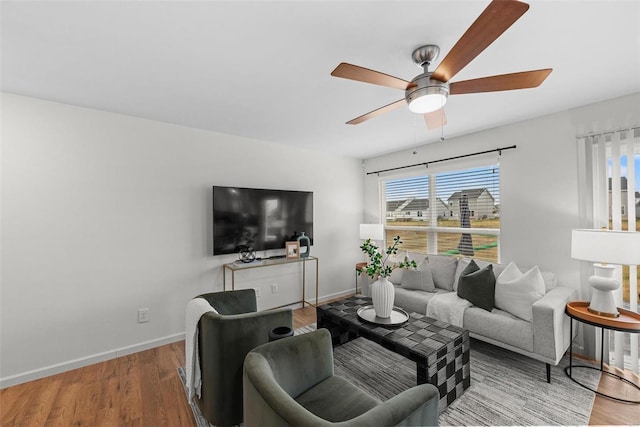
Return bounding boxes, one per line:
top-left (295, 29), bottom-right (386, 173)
top-left (405, 73), bottom-right (450, 113)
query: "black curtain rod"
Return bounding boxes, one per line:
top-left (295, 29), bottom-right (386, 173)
top-left (366, 145), bottom-right (517, 176)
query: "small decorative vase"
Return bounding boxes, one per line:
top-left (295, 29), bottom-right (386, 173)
top-left (370, 276), bottom-right (394, 318)
top-left (297, 231), bottom-right (311, 258)
top-left (268, 326), bottom-right (294, 342)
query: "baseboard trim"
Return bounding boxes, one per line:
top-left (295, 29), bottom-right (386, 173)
top-left (318, 288), bottom-right (355, 302)
top-left (0, 332), bottom-right (185, 389)
top-left (1, 290), bottom-right (354, 389)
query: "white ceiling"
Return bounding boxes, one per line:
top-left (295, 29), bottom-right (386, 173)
top-left (2, 1), bottom-right (639, 159)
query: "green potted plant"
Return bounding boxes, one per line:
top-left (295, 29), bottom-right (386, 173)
top-left (359, 235), bottom-right (416, 317)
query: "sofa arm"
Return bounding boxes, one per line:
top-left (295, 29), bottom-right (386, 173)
top-left (532, 285), bottom-right (578, 364)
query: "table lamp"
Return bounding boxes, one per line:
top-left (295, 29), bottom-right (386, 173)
top-left (571, 229), bottom-right (640, 317)
top-left (359, 223), bottom-right (384, 243)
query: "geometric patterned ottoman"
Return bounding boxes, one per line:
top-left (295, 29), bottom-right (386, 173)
top-left (317, 295), bottom-right (470, 411)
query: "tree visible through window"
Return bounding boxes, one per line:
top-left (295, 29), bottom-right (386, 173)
top-left (383, 164), bottom-right (500, 263)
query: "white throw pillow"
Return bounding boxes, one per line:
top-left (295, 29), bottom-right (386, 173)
top-left (495, 261), bottom-right (545, 322)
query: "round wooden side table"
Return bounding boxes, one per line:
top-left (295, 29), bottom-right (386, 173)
top-left (565, 301), bottom-right (640, 404)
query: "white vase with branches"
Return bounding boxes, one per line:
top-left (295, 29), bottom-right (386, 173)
top-left (359, 236), bottom-right (416, 318)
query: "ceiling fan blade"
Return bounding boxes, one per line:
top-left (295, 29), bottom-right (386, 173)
top-left (424, 108), bottom-right (447, 129)
top-left (431, 0), bottom-right (529, 83)
top-left (346, 99), bottom-right (407, 125)
top-left (449, 69), bottom-right (552, 95)
top-left (331, 63), bottom-right (414, 91)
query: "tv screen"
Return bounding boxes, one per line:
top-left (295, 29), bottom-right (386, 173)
top-left (212, 186), bottom-right (313, 255)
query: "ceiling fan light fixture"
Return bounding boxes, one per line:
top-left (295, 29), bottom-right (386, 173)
top-left (406, 78), bottom-right (449, 114)
top-left (408, 89), bottom-right (448, 113)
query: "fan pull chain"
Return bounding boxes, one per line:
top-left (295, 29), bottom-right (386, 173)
top-left (440, 96), bottom-right (445, 142)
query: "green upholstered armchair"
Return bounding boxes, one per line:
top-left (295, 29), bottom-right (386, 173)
top-left (196, 289), bottom-right (293, 427)
top-left (243, 329), bottom-right (440, 427)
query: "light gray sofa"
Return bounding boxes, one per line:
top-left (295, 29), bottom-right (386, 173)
top-left (360, 254), bottom-right (577, 382)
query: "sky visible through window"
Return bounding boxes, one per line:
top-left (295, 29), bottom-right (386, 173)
top-left (608, 155), bottom-right (640, 191)
top-left (385, 165), bottom-right (500, 204)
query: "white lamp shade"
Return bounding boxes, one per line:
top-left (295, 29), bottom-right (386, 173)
top-left (359, 224), bottom-right (384, 241)
top-left (571, 229), bottom-right (640, 265)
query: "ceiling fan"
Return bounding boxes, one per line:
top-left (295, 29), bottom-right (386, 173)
top-left (330, 0), bottom-right (552, 129)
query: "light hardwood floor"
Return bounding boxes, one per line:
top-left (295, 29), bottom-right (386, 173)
top-left (1, 304), bottom-right (637, 426)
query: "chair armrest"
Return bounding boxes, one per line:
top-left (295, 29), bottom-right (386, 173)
top-left (532, 285), bottom-right (578, 364)
top-left (346, 383), bottom-right (440, 427)
top-left (198, 288), bottom-right (257, 314)
top-left (201, 308), bottom-right (294, 358)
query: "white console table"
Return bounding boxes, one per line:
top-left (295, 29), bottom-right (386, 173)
top-left (222, 256), bottom-right (319, 308)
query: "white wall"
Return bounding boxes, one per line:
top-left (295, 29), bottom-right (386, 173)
top-left (0, 93), bottom-right (364, 386)
top-left (364, 93), bottom-right (640, 301)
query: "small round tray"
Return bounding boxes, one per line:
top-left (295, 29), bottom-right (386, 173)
top-left (356, 305), bottom-right (409, 326)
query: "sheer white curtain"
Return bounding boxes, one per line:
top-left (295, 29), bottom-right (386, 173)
top-left (577, 127), bottom-right (639, 373)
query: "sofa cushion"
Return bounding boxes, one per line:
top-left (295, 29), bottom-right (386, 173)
top-left (387, 264), bottom-right (404, 284)
top-left (400, 259), bottom-right (435, 291)
top-left (295, 375), bottom-right (380, 422)
top-left (495, 262), bottom-right (545, 322)
top-left (540, 271), bottom-right (557, 292)
top-left (383, 253), bottom-right (426, 285)
top-left (426, 255), bottom-right (458, 291)
top-left (456, 260), bottom-right (496, 312)
top-left (492, 263), bottom-right (507, 278)
top-left (463, 306), bottom-right (534, 352)
top-left (394, 286), bottom-right (445, 315)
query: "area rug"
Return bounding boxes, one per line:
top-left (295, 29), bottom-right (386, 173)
top-left (179, 324), bottom-right (599, 426)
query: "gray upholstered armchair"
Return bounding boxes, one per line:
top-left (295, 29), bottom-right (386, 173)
top-left (196, 289), bottom-right (293, 427)
top-left (243, 328), bottom-right (440, 427)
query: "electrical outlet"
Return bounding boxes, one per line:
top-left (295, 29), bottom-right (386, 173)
top-left (255, 287), bottom-right (261, 297)
top-left (138, 308), bottom-right (150, 323)
top-left (271, 283), bottom-right (278, 293)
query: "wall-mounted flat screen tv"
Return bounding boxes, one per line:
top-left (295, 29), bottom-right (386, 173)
top-left (212, 186), bottom-right (313, 255)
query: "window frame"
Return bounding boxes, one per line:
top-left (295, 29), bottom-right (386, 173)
top-left (380, 159), bottom-right (501, 262)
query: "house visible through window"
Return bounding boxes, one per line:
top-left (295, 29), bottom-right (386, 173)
top-left (383, 164), bottom-right (500, 263)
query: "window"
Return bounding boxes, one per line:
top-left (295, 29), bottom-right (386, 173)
top-left (383, 164), bottom-right (500, 263)
top-left (600, 132), bottom-right (640, 305)
top-left (583, 127), bottom-right (639, 372)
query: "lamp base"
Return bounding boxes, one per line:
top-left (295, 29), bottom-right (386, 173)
top-left (587, 306), bottom-right (620, 318)
top-left (587, 268), bottom-right (620, 318)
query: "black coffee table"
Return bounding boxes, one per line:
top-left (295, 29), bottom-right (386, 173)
top-left (317, 295), bottom-right (470, 410)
